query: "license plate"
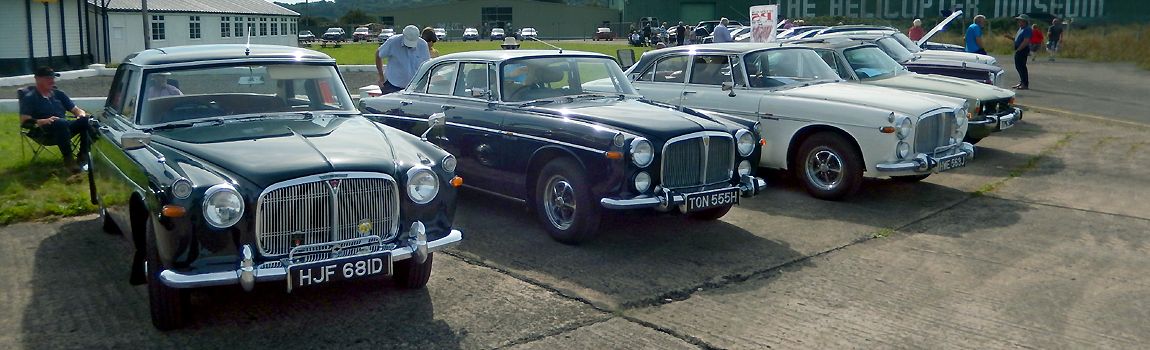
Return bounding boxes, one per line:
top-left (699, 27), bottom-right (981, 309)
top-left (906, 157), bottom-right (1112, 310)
top-left (999, 116), bottom-right (1016, 130)
top-left (684, 188), bottom-right (740, 212)
top-left (286, 252), bottom-right (391, 292)
top-left (937, 155), bottom-right (967, 172)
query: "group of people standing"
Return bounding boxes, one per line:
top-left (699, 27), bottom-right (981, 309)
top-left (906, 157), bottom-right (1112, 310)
top-left (909, 14), bottom-right (1065, 90)
top-left (635, 18), bottom-right (736, 47)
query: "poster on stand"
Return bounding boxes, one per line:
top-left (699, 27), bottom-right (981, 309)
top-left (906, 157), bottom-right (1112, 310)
top-left (750, 5), bottom-right (778, 43)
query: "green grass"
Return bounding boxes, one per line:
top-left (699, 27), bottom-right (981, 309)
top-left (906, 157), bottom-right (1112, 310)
top-left (931, 25), bottom-right (1150, 70)
top-left (309, 41), bottom-right (651, 65)
top-left (0, 114), bottom-right (98, 225)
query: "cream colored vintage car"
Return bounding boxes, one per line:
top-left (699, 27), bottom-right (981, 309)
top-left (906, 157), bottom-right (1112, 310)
top-left (625, 44), bottom-right (975, 200)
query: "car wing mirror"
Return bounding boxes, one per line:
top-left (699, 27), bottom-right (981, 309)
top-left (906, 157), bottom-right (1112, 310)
top-left (421, 112), bottom-right (447, 141)
top-left (470, 88), bottom-right (489, 99)
top-left (121, 132), bottom-right (152, 150)
top-left (721, 82), bottom-right (735, 91)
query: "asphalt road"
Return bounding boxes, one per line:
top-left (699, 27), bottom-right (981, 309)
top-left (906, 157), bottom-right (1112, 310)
top-left (3, 60), bottom-right (1150, 349)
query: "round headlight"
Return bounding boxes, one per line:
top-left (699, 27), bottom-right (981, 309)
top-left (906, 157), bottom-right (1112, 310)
top-left (897, 141), bottom-right (911, 159)
top-left (735, 129), bottom-right (755, 157)
top-left (737, 160), bottom-right (753, 176)
top-left (634, 171), bottom-right (652, 193)
top-left (630, 138), bottom-right (654, 168)
top-left (203, 184), bottom-right (244, 228)
top-left (171, 178), bottom-right (193, 199)
top-left (406, 166), bottom-right (440, 204)
top-left (441, 155), bottom-right (457, 173)
top-left (896, 117), bottom-right (913, 140)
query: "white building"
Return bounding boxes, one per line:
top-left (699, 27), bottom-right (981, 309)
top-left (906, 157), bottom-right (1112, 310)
top-left (1, 0), bottom-right (300, 77)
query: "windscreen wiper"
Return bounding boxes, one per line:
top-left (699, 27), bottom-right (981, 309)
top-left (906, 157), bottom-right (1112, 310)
top-left (518, 99), bottom-right (557, 107)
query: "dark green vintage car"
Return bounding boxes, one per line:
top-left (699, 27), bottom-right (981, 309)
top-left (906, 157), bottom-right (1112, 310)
top-left (88, 45), bottom-right (462, 330)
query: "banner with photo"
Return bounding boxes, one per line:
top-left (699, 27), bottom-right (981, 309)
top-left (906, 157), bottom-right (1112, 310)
top-left (750, 5), bottom-right (779, 43)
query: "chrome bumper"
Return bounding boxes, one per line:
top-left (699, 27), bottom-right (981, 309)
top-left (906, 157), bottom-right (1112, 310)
top-left (969, 107), bottom-right (1022, 132)
top-left (159, 224), bottom-right (462, 290)
top-left (600, 175), bottom-right (767, 210)
top-left (875, 142), bottom-right (975, 173)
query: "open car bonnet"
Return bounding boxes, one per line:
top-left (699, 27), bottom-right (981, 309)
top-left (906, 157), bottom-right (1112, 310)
top-left (919, 10), bottom-right (963, 46)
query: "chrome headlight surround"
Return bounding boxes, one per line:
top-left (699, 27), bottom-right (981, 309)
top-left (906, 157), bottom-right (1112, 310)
top-left (171, 178), bottom-right (194, 199)
top-left (954, 108), bottom-right (967, 137)
top-left (895, 116), bottom-right (913, 140)
top-left (406, 166), bottom-right (440, 205)
top-left (896, 141), bottom-right (911, 159)
top-left (634, 171), bottom-right (652, 193)
top-left (203, 183), bottom-right (244, 229)
top-left (735, 129), bottom-right (755, 157)
top-left (441, 154), bottom-right (458, 173)
top-left (630, 138), bottom-right (654, 168)
top-left (737, 160), bottom-right (753, 176)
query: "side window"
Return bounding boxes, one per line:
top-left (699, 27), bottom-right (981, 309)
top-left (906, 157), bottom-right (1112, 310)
top-left (488, 64), bottom-right (500, 101)
top-left (121, 69), bottom-right (141, 120)
top-left (642, 56), bottom-right (689, 83)
top-left (689, 55), bottom-right (730, 85)
top-left (454, 63), bottom-right (490, 98)
top-left (104, 67), bottom-right (130, 113)
top-left (817, 50), bottom-right (845, 78)
top-left (426, 63), bottom-right (458, 95)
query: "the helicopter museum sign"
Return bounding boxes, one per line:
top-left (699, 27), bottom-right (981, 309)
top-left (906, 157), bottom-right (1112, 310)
top-left (779, 0), bottom-right (1109, 19)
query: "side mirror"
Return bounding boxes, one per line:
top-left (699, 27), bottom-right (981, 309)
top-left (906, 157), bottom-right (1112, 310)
top-left (121, 132), bottom-right (152, 150)
top-left (721, 82), bottom-right (735, 92)
top-left (421, 113), bottom-right (447, 141)
top-left (470, 89), bottom-right (489, 99)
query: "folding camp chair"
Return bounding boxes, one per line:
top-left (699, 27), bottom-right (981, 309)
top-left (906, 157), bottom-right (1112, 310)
top-left (16, 87), bottom-right (81, 162)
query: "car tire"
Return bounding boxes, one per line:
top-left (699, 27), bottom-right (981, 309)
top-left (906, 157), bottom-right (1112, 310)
top-left (393, 253), bottom-right (434, 289)
top-left (795, 132), bottom-right (863, 200)
top-left (534, 158), bottom-right (600, 244)
top-left (686, 205), bottom-right (733, 221)
top-left (146, 218), bottom-right (189, 331)
top-left (891, 174), bottom-right (931, 182)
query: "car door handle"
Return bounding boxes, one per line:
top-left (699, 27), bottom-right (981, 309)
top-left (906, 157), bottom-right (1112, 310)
top-left (683, 91), bottom-right (698, 95)
top-left (400, 100), bottom-right (413, 106)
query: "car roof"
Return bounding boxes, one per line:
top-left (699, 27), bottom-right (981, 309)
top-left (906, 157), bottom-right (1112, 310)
top-left (782, 38), bottom-right (875, 50)
top-left (643, 42), bottom-right (787, 57)
top-left (124, 44), bottom-right (334, 66)
top-left (435, 49), bottom-right (611, 62)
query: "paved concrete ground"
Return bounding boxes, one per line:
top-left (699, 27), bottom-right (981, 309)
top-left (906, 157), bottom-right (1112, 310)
top-left (994, 54), bottom-right (1150, 125)
top-left (3, 59), bottom-right (1149, 349)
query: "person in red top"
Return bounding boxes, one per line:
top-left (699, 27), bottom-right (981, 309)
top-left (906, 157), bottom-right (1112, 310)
top-left (1029, 24), bottom-right (1045, 61)
top-left (908, 19), bottom-right (925, 41)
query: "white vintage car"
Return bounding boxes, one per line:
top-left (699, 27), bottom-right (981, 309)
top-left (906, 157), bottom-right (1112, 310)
top-left (809, 11), bottom-right (997, 66)
top-left (625, 44), bottom-right (975, 200)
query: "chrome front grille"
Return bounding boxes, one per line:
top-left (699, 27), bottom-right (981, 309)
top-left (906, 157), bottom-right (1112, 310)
top-left (914, 112), bottom-right (958, 156)
top-left (255, 174), bottom-right (400, 257)
top-left (980, 98), bottom-right (1013, 116)
top-left (661, 132), bottom-right (734, 189)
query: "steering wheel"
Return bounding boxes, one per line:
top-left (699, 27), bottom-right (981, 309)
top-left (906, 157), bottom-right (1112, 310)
top-left (510, 84), bottom-right (544, 102)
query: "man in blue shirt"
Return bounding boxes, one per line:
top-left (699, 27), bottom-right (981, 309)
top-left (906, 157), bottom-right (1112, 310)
top-left (18, 67), bottom-right (90, 172)
top-left (965, 15), bottom-right (987, 54)
top-left (375, 25), bottom-right (431, 94)
top-left (1004, 14), bottom-right (1032, 90)
top-left (713, 18), bottom-right (733, 43)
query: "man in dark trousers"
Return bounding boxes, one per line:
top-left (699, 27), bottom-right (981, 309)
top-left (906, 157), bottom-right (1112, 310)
top-left (675, 21), bottom-right (686, 46)
top-left (1005, 14), bottom-right (1032, 90)
top-left (1046, 17), bottom-right (1065, 61)
top-left (18, 67), bottom-right (90, 173)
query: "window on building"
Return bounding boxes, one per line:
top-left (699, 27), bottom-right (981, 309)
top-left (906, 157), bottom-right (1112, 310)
top-left (270, 18), bottom-right (278, 35)
top-left (235, 18), bottom-right (244, 37)
top-left (259, 17), bottom-right (268, 36)
top-left (281, 21), bottom-right (288, 35)
top-left (290, 23), bottom-right (296, 34)
top-left (221, 16), bottom-right (231, 37)
top-left (248, 17), bottom-right (256, 37)
top-left (151, 15), bottom-right (166, 40)
top-left (189, 16), bottom-right (201, 39)
top-left (481, 7), bottom-right (513, 28)
top-left (379, 16), bottom-right (395, 27)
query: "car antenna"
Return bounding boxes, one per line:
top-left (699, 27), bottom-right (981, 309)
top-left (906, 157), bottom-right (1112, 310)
top-left (527, 37), bottom-right (563, 53)
top-left (245, 25), bottom-right (252, 56)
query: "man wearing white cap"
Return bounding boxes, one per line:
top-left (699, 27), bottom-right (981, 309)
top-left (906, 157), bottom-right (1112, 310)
top-left (376, 25), bottom-right (430, 94)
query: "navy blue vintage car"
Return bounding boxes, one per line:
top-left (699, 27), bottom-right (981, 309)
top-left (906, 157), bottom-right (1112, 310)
top-left (88, 45), bottom-right (462, 330)
top-left (361, 50), bottom-right (767, 244)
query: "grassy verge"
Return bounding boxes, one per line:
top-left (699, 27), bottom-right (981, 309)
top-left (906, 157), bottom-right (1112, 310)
top-left (308, 41), bottom-right (651, 65)
top-left (0, 113), bottom-right (98, 225)
top-left (930, 25), bottom-right (1150, 69)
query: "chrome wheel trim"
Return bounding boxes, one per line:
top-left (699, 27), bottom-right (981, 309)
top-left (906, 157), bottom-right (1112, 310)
top-left (805, 147), bottom-right (844, 191)
top-left (543, 175), bottom-right (577, 230)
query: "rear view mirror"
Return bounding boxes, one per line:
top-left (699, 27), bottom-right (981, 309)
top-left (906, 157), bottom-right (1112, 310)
top-left (421, 113), bottom-right (447, 141)
top-left (238, 75), bottom-right (265, 85)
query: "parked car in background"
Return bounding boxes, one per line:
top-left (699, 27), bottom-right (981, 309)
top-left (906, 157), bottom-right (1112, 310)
top-left (815, 32), bottom-right (1005, 85)
top-left (593, 27), bottom-right (615, 41)
top-left (812, 20), bottom-right (997, 66)
top-left (518, 27), bottom-right (539, 40)
top-left (298, 30), bottom-right (315, 42)
top-left (792, 39), bottom-right (1021, 144)
top-left (776, 26), bottom-right (826, 40)
top-left (627, 44), bottom-right (975, 199)
top-left (490, 28), bottom-right (506, 41)
top-left (360, 50), bottom-right (768, 243)
top-left (90, 44), bottom-right (463, 330)
top-left (322, 27), bottom-right (345, 41)
top-left (434, 28), bottom-right (447, 41)
top-left (352, 27), bottom-right (371, 42)
top-left (462, 28), bottom-right (480, 41)
top-left (700, 27), bottom-right (750, 44)
top-left (378, 27), bottom-right (395, 42)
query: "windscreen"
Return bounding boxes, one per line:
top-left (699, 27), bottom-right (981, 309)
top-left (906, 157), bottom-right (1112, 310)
top-left (500, 56), bottom-right (637, 102)
top-left (843, 46), bottom-right (907, 80)
top-left (742, 48), bottom-right (841, 88)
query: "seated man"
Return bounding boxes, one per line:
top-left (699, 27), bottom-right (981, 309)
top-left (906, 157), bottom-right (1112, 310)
top-left (19, 67), bottom-right (90, 173)
top-left (144, 72), bottom-right (183, 99)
